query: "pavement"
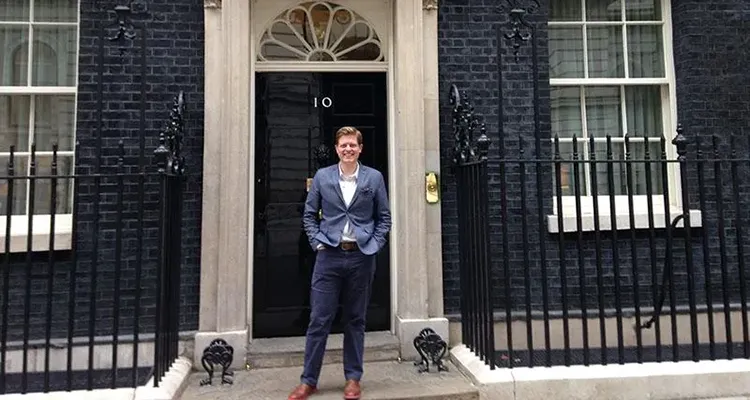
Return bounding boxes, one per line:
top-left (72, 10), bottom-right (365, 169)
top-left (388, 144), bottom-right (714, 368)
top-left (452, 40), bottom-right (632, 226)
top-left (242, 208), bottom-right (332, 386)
top-left (178, 360), bottom-right (479, 400)
top-left (177, 356), bottom-right (750, 400)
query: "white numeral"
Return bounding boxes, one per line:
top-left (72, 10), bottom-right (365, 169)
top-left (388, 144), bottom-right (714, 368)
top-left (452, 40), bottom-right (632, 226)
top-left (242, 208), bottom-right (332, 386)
top-left (314, 96), bottom-right (333, 108)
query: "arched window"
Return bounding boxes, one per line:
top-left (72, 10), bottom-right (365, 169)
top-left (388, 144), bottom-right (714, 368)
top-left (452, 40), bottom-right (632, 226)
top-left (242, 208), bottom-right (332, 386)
top-left (9, 44), bottom-right (30, 130)
top-left (257, 1), bottom-right (384, 62)
top-left (12, 43), bottom-right (29, 86)
top-left (7, 41), bottom-right (59, 135)
top-left (32, 41), bottom-right (59, 86)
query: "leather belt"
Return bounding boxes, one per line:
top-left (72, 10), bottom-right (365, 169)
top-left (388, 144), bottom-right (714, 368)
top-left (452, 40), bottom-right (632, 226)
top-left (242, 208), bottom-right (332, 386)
top-left (339, 242), bottom-right (358, 251)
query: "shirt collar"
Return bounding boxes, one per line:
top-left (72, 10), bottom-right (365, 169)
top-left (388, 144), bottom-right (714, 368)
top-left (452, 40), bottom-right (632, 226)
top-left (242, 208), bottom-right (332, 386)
top-left (338, 162), bottom-right (359, 181)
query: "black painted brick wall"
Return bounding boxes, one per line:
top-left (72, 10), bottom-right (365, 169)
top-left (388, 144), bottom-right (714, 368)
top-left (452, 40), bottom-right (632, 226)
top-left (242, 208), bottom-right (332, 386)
top-left (439, 0), bottom-right (553, 314)
top-left (670, 0), bottom-right (750, 314)
top-left (439, 0), bottom-right (750, 318)
top-left (672, 2), bottom-right (750, 143)
top-left (0, 0), bottom-right (204, 343)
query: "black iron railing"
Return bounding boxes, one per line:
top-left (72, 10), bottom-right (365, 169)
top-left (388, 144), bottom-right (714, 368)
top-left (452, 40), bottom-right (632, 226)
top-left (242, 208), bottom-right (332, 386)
top-left (450, 84), bottom-right (496, 369)
top-left (491, 128), bottom-right (750, 368)
top-left (153, 92), bottom-right (187, 387)
top-left (0, 92), bottom-right (186, 395)
top-left (449, 0), bottom-right (750, 370)
top-left (450, 81), bottom-right (750, 367)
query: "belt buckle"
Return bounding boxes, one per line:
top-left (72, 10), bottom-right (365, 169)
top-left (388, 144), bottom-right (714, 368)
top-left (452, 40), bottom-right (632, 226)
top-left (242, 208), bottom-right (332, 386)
top-left (341, 242), bottom-right (356, 251)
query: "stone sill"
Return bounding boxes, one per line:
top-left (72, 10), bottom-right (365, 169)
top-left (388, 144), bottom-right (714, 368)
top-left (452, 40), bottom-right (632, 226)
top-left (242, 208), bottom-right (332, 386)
top-left (546, 209), bottom-right (703, 233)
top-left (0, 214), bottom-right (73, 253)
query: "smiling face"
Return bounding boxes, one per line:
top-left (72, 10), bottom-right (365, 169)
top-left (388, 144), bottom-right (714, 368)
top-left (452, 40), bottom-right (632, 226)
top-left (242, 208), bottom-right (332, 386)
top-left (334, 127), bottom-right (363, 164)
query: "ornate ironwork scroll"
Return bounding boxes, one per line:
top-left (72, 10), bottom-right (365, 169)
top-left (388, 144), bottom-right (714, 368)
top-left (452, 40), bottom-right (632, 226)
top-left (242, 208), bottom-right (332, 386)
top-left (413, 328), bottom-right (449, 373)
top-left (500, 0), bottom-right (540, 61)
top-left (639, 124), bottom-right (689, 332)
top-left (450, 84), bottom-right (490, 166)
top-left (107, 5), bottom-right (137, 42)
top-left (101, 2), bottom-right (152, 55)
top-left (154, 91), bottom-right (186, 176)
top-left (199, 339), bottom-right (235, 386)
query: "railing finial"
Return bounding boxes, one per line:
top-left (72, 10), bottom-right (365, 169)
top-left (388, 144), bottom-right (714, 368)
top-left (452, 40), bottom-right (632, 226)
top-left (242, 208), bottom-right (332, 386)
top-left (673, 123), bottom-right (688, 160)
top-left (154, 91), bottom-right (187, 175)
top-left (450, 85), bottom-right (490, 166)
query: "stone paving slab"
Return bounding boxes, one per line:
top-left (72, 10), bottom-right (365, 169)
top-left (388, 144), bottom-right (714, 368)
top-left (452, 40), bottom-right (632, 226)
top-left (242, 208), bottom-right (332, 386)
top-left (247, 331), bottom-right (400, 369)
top-left (179, 360), bottom-right (479, 400)
top-left (248, 331), bottom-right (399, 355)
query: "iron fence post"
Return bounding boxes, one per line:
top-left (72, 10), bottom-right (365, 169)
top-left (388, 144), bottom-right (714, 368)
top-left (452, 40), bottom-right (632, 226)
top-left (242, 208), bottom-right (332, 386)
top-left (152, 91), bottom-right (186, 386)
top-left (673, 124), bottom-right (700, 361)
top-left (450, 84), bottom-right (494, 368)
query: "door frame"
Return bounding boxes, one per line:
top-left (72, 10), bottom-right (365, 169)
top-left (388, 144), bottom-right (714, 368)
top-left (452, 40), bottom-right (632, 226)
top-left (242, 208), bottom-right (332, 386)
top-left (250, 71), bottom-right (391, 338)
top-left (247, 0), bottom-right (397, 339)
top-left (198, 0), bottom-right (444, 363)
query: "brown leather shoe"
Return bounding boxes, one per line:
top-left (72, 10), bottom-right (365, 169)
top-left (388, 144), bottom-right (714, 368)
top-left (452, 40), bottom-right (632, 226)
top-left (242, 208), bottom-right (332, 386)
top-left (343, 379), bottom-right (361, 400)
top-left (288, 383), bottom-right (317, 400)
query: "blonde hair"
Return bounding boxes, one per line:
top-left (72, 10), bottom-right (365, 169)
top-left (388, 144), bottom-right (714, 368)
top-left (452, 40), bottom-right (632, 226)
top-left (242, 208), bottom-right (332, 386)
top-left (335, 126), bottom-right (363, 145)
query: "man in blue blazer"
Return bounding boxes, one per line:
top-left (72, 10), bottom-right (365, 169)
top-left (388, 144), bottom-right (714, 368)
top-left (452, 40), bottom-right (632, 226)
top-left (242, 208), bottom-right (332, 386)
top-left (288, 126), bottom-right (391, 400)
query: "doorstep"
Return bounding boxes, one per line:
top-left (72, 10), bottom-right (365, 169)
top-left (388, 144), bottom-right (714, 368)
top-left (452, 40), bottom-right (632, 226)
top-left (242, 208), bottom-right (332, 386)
top-left (178, 360), bottom-right (478, 400)
top-left (247, 331), bottom-right (401, 369)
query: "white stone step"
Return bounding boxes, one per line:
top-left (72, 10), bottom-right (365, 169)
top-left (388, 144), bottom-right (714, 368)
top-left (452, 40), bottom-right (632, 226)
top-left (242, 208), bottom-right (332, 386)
top-left (247, 331), bottom-right (401, 369)
top-left (179, 360), bottom-right (479, 400)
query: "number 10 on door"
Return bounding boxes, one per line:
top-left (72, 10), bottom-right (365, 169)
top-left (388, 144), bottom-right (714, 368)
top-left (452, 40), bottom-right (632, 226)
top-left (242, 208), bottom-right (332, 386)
top-left (313, 96), bottom-right (332, 108)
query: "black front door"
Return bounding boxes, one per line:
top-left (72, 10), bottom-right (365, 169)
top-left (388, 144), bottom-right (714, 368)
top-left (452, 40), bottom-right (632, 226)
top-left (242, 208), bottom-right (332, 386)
top-left (253, 72), bottom-right (390, 338)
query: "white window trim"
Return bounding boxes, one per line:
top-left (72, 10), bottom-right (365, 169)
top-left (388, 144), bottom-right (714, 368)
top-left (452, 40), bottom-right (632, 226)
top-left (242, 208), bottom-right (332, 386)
top-left (0, 214), bottom-right (72, 252)
top-left (545, 0), bottom-right (700, 233)
top-left (547, 196), bottom-right (702, 233)
top-left (254, 61), bottom-right (387, 72)
top-left (0, 0), bottom-right (80, 251)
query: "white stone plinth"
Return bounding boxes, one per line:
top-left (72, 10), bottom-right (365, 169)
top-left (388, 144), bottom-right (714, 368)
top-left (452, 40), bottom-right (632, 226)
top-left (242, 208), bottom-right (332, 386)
top-left (396, 317), bottom-right (450, 361)
top-left (193, 330), bottom-right (248, 371)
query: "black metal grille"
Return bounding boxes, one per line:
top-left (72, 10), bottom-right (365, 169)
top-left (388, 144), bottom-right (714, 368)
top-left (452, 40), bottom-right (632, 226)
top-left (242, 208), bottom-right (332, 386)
top-left (450, 84), bottom-right (496, 368)
top-left (451, 0), bottom-right (750, 370)
top-left (0, 4), bottom-right (186, 394)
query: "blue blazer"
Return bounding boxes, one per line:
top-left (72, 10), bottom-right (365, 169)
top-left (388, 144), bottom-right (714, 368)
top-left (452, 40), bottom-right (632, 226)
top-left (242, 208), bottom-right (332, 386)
top-left (303, 163), bottom-right (391, 256)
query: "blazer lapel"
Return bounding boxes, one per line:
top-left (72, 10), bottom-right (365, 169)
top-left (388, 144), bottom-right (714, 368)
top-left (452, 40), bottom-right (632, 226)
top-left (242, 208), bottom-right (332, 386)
top-left (348, 166), bottom-right (367, 207)
top-left (330, 166), bottom-right (345, 205)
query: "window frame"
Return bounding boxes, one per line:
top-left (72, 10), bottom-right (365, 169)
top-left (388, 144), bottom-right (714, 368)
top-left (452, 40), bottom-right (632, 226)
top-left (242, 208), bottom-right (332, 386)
top-left (545, 0), bottom-right (700, 233)
top-left (0, 0), bottom-right (80, 251)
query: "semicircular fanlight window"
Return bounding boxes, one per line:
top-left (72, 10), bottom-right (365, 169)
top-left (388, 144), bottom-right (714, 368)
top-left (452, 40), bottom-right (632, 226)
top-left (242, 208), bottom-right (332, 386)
top-left (258, 1), bottom-right (384, 62)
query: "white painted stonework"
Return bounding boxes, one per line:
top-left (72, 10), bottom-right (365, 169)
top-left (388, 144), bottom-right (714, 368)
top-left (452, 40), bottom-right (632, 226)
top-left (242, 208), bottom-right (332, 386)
top-left (0, 357), bottom-right (192, 400)
top-left (452, 345), bottom-right (750, 399)
top-left (1, 338), bottom-right (191, 374)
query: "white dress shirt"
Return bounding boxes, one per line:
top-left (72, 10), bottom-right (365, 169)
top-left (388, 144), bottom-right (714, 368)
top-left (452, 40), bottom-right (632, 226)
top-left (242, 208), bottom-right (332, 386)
top-left (338, 162), bottom-right (358, 243)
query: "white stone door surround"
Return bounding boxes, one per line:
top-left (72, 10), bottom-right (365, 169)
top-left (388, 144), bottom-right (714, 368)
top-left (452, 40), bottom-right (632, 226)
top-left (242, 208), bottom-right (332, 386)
top-left (196, 0), bottom-right (446, 367)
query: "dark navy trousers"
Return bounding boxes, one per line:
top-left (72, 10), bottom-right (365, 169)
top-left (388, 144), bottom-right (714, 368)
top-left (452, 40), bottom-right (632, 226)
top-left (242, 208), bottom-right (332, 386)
top-left (300, 246), bottom-right (376, 386)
